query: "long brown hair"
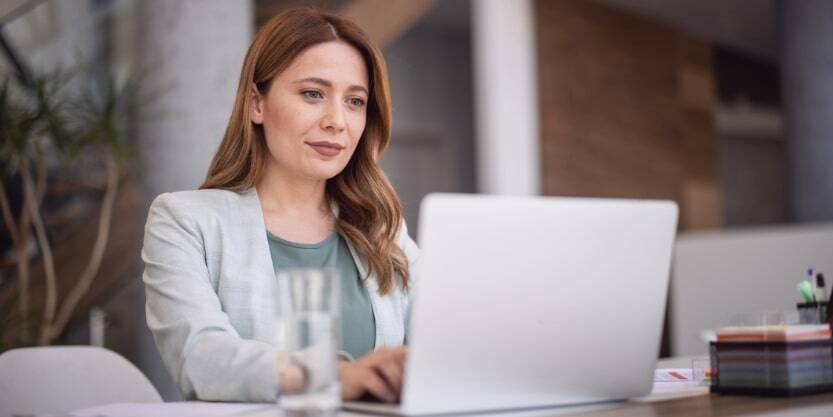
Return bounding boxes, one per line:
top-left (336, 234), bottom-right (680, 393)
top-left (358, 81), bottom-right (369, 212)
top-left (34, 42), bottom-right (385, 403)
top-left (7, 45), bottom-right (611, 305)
top-left (201, 7), bottom-right (408, 294)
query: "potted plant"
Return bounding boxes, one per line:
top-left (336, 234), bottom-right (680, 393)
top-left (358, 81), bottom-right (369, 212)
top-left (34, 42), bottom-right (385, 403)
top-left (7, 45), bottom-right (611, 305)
top-left (0, 66), bottom-right (140, 349)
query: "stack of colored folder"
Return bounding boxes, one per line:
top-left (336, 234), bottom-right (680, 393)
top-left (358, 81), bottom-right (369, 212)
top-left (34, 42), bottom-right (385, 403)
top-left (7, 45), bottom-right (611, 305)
top-left (710, 324), bottom-right (833, 395)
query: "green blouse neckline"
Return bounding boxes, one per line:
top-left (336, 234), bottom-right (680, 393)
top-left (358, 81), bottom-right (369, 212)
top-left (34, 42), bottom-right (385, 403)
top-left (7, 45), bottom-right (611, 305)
top-left (266, 230), bottom-right (338, 249)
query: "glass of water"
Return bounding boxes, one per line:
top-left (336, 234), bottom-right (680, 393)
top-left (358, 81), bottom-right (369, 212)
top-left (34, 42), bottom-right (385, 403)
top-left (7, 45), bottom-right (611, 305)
top-left (273, 268), bottom-right (341, 413)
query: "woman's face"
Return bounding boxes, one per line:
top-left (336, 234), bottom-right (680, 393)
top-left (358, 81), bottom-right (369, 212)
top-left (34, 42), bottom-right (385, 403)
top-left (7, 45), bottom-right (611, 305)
top-left (252, 41), bottom-right (369, 182)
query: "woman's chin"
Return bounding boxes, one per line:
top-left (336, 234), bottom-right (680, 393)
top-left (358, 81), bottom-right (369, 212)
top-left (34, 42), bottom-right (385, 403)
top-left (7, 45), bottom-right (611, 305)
top-left (304, 163), bottom-right (348, 181)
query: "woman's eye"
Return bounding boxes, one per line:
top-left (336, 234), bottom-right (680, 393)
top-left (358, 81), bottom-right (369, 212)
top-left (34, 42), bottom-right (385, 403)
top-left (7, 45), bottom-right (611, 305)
top-left (349, 97), bottom-right (366, 107)
top-left (302, 90), bottom-right (323, 99)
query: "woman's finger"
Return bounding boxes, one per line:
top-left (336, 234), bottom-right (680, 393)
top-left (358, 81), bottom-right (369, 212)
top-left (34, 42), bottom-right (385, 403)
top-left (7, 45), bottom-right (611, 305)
top-left (362, 371), bottom-right (397, 403)
top-left (373, 359), bottom-right (403, 396)
top-left (393, 346), bottom-right (408, 368)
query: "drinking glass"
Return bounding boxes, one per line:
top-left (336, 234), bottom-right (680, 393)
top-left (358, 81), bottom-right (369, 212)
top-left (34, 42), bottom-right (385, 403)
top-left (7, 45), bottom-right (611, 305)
top-left (273, 268), bottom-right (341, 414)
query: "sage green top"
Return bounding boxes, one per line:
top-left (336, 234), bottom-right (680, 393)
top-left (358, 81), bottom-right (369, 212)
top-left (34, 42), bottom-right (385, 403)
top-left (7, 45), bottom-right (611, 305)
top-left (267, 230), bottom-right (376, 359)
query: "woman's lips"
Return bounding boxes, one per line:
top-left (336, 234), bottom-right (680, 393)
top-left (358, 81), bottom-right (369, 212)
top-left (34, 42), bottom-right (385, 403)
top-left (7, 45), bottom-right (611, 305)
top-left (306, 141), bottom-right (343, 157)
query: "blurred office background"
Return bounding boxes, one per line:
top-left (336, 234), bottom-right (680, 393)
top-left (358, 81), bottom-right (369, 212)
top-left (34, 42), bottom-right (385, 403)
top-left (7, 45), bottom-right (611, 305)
top-left (1, 0), bottom-right (832, 400)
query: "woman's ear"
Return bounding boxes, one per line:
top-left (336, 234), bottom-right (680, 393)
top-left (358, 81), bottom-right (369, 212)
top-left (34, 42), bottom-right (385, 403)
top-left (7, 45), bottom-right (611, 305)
top-left (250, 84), bottom-right (264, 125)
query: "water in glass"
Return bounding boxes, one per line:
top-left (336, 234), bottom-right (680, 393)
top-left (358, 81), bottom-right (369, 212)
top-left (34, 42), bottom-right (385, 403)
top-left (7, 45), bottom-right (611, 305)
top-left (273, 268), bottom-right (341, 413)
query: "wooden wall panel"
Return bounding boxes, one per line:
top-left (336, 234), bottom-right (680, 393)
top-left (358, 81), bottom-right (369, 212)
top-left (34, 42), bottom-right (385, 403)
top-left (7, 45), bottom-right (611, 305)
top-left (536, 0), bottom-right (721, 229)
top-left (256, 0), bottom-right (438, 49)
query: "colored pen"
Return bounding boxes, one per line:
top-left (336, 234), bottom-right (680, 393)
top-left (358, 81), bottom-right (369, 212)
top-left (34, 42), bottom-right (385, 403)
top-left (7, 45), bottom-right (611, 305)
top-left (817, 273), bottom-right (827, 304)
top-left (797, 280), bottom-right (814, 303)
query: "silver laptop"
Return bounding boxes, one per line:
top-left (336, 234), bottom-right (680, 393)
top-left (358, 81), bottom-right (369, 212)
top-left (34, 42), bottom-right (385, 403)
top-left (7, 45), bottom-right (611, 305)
top-left (344, 193), bottom-right (678, 415)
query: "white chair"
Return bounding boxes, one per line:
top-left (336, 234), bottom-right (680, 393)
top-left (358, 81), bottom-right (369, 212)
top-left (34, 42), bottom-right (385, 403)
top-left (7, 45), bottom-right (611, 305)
top-left (0, 346), bottom-right (162, 417)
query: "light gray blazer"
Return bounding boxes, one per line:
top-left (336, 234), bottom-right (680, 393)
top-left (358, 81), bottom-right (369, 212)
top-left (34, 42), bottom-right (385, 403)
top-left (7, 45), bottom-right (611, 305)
top-left (142, 188), bottom-right (421, 402)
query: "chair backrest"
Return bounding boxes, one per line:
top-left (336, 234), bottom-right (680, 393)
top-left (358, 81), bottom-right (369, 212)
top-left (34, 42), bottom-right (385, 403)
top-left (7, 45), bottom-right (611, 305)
top-left (0, 346), bottom-right (162, 417)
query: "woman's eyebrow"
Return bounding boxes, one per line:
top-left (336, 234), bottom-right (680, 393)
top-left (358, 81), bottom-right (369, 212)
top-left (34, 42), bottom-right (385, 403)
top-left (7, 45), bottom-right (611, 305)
top-left (294, 77), bottom-right (368, 95)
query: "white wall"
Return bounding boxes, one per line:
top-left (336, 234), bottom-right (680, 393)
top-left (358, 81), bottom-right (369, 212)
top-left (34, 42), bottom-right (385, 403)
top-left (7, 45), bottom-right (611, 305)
top-left (671, 224), bottom-right (833, 356)
top-left (3, 0), bottom-right (99, 73)
top-left (471, 0), bottom-right (540, 196)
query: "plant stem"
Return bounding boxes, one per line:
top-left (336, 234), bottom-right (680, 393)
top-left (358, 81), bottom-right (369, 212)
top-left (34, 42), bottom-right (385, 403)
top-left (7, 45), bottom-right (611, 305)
top-left (49, 154), bottom-right (119, 344)
top-left (0, 181), bottom-right (20, 246)
top-left (14, 157), bottom-right (32, 316)
top-left (1, 178), bottom-right (27, 318)
top-left (35, 153), bottom-right (46, 202)
top-left (20, 158), bottom-right (57, 345)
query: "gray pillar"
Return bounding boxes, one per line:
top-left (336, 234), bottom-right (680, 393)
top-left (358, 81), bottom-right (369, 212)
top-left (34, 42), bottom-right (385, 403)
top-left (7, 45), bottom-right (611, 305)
top-left (136, 0), bottom-right (253, 198)
top-left (779, 0), bottom-right (833, 222)
top-left (133, 0), bottom-right (253, 400)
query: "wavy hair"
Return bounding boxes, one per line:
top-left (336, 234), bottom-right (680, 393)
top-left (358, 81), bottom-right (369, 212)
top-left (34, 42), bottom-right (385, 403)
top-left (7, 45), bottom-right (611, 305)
top-left (200, 7), bottom-right (408, 294)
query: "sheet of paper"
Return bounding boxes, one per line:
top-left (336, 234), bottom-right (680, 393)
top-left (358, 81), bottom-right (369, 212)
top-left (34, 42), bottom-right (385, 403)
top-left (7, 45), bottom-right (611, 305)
top-left (653, 368), bottom-right (694, 382)
top-left (631, 368), bottom-right (710, 403)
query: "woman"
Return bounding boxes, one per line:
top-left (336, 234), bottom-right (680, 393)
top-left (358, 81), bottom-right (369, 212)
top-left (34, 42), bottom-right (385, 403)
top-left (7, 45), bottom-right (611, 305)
top-left (142, 7), bottom-right (419, 403)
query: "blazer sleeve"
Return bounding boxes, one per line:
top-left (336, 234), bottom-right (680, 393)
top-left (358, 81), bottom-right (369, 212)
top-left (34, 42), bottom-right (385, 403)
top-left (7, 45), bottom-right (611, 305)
top-left (142, 193), bottom-right (279, 402)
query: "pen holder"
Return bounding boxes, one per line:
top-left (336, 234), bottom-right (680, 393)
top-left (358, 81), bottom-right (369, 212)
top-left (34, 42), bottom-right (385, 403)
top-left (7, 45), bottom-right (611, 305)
top-left (797, 301), bottom-right (829, 325)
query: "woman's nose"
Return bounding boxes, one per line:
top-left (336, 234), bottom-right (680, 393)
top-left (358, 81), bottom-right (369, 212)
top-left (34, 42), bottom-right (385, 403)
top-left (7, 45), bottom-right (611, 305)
top-left (320, 100), bottom-right (346, 133)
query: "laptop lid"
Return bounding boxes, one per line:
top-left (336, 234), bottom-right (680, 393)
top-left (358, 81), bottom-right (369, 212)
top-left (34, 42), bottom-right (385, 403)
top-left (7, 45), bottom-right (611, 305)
top-left (398, 193), bottom-right (678, 415)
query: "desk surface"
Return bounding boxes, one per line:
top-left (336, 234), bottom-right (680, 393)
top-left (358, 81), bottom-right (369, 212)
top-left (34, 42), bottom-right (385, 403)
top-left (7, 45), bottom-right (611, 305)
top-left (574, 392), bottom-right (833, 417)
top-left (67, 393), bottom-right (833, 417)
top-left (332, 393), bottom-right (833, 417)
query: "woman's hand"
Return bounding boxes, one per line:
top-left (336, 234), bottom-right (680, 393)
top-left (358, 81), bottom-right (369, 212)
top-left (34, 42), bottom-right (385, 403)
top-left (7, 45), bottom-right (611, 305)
top-left (339, 346), bottom-right (407, 403)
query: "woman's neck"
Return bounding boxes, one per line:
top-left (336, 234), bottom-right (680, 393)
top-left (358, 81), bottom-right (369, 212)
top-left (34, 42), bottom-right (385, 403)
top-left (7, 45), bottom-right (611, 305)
top-left (257, 163), bottom-right (329, 213)
top-left (256, 166), bottom-right (335, 243)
